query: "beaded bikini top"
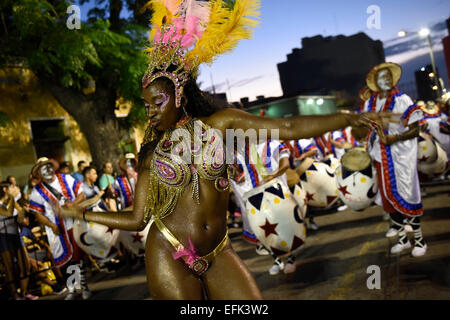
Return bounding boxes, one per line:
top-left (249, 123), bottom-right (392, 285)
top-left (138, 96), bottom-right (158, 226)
top-left (143, 117), bottom-right (231, 223)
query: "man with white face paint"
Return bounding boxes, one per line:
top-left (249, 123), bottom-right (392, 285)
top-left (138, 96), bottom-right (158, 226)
top-left (28, 157), bottom-right (93, 299)
top-left (361, 62), bottom-right (427, 257)
top-left (114, 153), bottom-right (138, 211)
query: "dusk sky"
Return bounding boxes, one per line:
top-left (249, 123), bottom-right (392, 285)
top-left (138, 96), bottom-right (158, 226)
top-left (79, 0), bottom-right (450, 101)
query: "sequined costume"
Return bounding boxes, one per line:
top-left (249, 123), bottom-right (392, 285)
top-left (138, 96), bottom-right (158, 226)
top-left (143, 117), bottom-right (232, 275)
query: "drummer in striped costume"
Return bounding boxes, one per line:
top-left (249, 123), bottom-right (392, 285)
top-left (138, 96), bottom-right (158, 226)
top-left (237, 139), bottom-right (301, 275)
top-left (327, 130), bottom-right (351, 160)
top-left (235, 139), bottom-right (291, 245)
top-left (114, 153), bottom-right (138, 211)
top-left (312, 135), bottom-right (330, 160)
top-left (289, 138), bottom-right (322, 229)
top-left (362, 62), bottom-right (427, 257)
top-left (28, 157), bottom-right (93, 299)
top-left (292, 139), bottom-right (319, 164)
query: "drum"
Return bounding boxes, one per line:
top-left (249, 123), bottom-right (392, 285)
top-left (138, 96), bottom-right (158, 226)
top-left (230, 180), bottom-right (258, 244)
top-left (336, 148), bottom-right (378, 211)
top-left (417, 132), bottom-right (438, 164)
top-left (296, 159), bottom-right (339, 208)
top-left (118, 222), bottom-right (151, 257)
top-left (322, 154), bottom-right (340, 173)
top-left (72, 206), bottom-right (120, 260)
top-left (290, 182), bottom-right (308, 220)
top-left (243, 177), bottom-right (306, 257)
top-left (418, 140), bottom-right (449, 177)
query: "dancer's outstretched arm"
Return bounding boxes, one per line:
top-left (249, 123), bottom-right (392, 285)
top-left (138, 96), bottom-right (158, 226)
top-left (57, 153), bottom-right (152, 231)
top-left (207, 108), bottom-right (398, 141)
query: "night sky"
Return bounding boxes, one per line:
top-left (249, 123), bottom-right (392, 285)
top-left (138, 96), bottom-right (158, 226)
top-left (78, 0), bottom-right (450, 101)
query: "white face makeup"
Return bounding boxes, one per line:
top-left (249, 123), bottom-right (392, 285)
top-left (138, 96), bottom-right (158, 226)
top-left (40, 164), bottom-right (54, 180)
top-left (126, 159), bottom-right (136, 169)
top-left (155, 91), bottom-right (170, 112)
top-left (377, 69), bottom-right (393, 92)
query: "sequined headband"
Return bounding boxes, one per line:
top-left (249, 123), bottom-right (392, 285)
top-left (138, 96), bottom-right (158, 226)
top-left (142, 23), bottom-right (194, 108)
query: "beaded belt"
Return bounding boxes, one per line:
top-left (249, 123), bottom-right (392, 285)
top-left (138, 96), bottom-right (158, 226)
top-left (153, 218), bottom-right (229, 276)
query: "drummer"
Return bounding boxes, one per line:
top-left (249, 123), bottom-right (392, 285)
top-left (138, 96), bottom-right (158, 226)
top-left (114, 153), bottom-right (138, 211)
top-left (327, 130), bottom-right (351, 160)
top-left (292, 139), bottom-right (319, 165)
top-left (237, 138), bottom-right (299, 275)
top-left (361, 62), bottom-right (427, 257)
top-left (420, 101), bottom-right (450, 173)
top-left (82, 166), bottom-right (108, 211)
top-left (312, 134), bottom-right (330, 161)
top-left (28, 157), bottom-right (93, 299)
top-left (289, 139), bottom-right (323, 229)
top-left (232, 154), bottom-right (260, 245)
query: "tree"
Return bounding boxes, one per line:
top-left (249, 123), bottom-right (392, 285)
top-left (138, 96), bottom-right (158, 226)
top-left (0, 0), bottom-right (152, 168)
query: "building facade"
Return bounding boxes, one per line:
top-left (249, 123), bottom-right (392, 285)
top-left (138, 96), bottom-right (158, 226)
top-left (277, 33), bottom-right (385, 99)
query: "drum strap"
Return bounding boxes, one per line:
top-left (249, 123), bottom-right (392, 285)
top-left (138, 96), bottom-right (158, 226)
top-left (153, 218), bottom-right (229, 276)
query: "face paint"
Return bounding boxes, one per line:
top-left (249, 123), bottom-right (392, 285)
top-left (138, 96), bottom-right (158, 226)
top-left (155, 91), bottom-right (170, 112)
top-left (377, 69), bottom-right (392, 92)
top-left (126, 159), bottom-right (136, 169)
top-left (40, 164), bottom-right (54, 180)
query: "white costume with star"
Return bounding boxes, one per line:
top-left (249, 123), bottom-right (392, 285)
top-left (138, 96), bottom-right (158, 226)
top-left (235, 140), bottom-right (291, 243)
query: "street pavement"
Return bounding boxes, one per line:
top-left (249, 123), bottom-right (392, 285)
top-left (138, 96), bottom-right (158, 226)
top-left (43, 180), bottom-right (450, 300)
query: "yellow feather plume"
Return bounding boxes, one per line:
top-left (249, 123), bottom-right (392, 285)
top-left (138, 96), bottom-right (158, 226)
top-left (143, 0), bottom-right (260, 78)
top-left (186, 0), bottom-right (261, 71)
top-left (147, 0), bottom-right (183, 44)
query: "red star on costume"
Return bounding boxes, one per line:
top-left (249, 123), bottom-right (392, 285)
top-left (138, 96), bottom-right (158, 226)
top-left (419, 155), bottom-right (429, 162)
top-left (105, 227), bottom-right (115, 234)
top-left (338, 184), bottom-right (351, 196)
top-left (260, 218), bottom-right (278, 238)
top-left (132, 232), bottom-right (144, 243)
top-left (305, 192), bottom-right (315, 202)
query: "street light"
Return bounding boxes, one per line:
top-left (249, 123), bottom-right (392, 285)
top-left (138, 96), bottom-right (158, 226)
top-left (418, 28), bottom-right (439, 93)
top-left (418, 28), bottom-right (430, 37)
top-left (398, 30), bottom-right (407, 38)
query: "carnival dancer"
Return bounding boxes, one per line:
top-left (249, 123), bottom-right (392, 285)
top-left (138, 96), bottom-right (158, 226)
top-left (114, 153), bottom-right (138, 211)
top-left (28, 157), bottom-right (93, 299)
top-left (58, 0), bottom-right (396, 300)
top-left (362, 62), bottom-right (427, 257)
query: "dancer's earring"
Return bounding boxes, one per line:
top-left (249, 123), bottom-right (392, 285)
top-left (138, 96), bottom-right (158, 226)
top-left (181, 96), bottom-right (189, 117)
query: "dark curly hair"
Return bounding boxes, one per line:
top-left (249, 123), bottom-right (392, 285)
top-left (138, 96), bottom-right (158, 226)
top-left (138, 75), bottom-right (224, 167)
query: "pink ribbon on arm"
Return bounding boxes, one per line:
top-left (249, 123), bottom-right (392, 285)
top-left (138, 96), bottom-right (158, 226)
top-left (172, 236), bottom-right (199, 266)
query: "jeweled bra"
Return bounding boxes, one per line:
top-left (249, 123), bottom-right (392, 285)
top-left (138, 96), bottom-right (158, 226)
top-left (143, 117), bottom-right (231, 223)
